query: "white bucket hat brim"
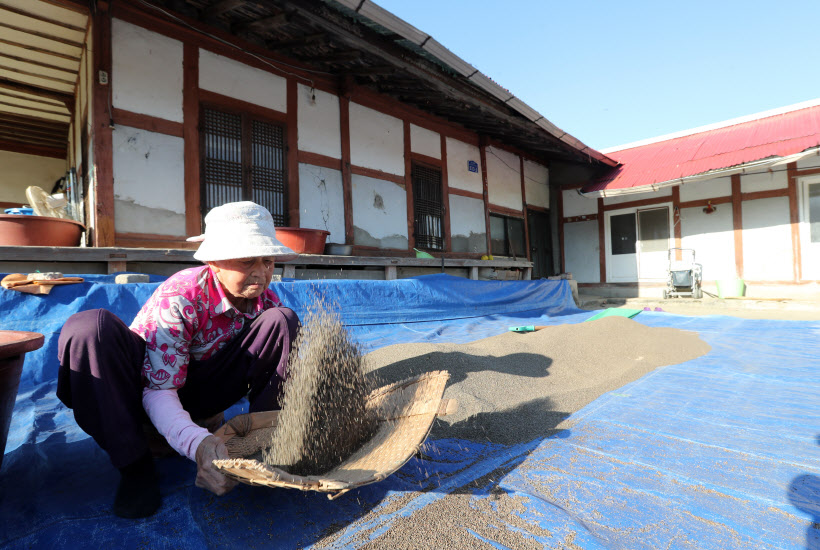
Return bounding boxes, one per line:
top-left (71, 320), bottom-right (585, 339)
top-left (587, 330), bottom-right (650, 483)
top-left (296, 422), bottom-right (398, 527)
top-left (188, 201), bottom-right (298, 262)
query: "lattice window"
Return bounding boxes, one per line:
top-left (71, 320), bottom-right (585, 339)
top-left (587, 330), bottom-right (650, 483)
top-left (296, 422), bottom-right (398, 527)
top-left (200, 106), bottom-right (288, 226)
top-left (412, 163), bottom-right (443, 251)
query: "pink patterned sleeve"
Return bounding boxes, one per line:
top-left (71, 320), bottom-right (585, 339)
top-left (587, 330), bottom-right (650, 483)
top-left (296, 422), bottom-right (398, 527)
top-left (138, 293), bottom-right (198, 390)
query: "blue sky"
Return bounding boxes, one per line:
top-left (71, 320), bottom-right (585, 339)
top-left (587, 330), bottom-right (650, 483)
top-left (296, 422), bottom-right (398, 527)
top-left (375, 0), bottom-right (820, 151)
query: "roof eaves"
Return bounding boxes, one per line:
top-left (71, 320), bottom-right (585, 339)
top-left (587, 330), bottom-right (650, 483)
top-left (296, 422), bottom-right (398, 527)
top-left (327, 0), bottom-right (618, 167)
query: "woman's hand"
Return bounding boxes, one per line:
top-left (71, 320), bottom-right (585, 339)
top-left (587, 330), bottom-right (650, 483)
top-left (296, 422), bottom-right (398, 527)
top-left (194, 435), bottom-right (238, 496)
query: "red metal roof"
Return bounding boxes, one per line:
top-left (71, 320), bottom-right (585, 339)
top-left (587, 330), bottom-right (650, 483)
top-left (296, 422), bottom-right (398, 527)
top-left (583, 102), bottom-right (820, 194)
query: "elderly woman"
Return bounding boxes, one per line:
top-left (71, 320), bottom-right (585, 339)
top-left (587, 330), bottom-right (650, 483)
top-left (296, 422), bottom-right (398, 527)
top-left (56, 202), bottom-right (299, 519)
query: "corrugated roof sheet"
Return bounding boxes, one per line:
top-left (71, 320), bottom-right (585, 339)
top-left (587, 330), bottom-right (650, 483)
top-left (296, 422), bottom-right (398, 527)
top-left (583, 102), bottom-right (820, 193)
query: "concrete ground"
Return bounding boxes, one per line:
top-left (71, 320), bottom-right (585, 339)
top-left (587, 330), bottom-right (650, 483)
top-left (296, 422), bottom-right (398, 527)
top-left (578, 294), bottom-right (820, 320)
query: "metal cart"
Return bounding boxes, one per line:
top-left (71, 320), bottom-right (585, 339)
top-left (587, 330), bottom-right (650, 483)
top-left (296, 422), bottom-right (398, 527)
top-left (663, 248), bottom-right (703, 299)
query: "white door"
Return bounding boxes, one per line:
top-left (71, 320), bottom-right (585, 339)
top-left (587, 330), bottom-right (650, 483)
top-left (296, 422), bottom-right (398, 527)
top-left (637, 207), bottom-right (671, 280)
top-left (606, 211), bottom-right (638, 281)
top-left (799, 176), bottom-right (820, 280)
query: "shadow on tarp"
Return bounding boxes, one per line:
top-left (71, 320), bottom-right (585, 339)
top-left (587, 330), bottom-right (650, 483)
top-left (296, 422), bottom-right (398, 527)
top-left (0, 274), bottom-right (582, 549)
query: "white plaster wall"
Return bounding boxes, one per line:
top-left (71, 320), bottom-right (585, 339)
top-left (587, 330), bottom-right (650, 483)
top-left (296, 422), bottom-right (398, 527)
top-left (298, 163), bottom-right (345, 243)
top-left (351, 174), bottom-right (408, 249)
top-left (562, 189), bottom-right (597, 217)
top-left (486, 146), bottom-right (522, 210)
top-left (449, 194), bottom-right (487, 254)
top-left (680, 206), bottom-right (736, 281)
top-left (112, 126), bottom-right (186, 235)
top-left (0, 150), bottom-right (66, 204)
top-left (199, 49), bottom-right (287, 114)
top-left (349, 102), bottom-right (404, 175)
top-left (742, 197), bottom-right (793, 281)
top-left (679, 177), bottom-right (731, 201)
top-left (798, 153), bottom-right (820, 170)
top-left (524, 159), bottom-right (549, 208)
top-left (410, 124), bottom-right (440, 159)
top-left (741, 170), bottom-right (788, 193)
top-left (112, 19), bottom-right (183, 122)
top-left (446, 137), bottom-right (482, 193)
top-left (297, 83), bottom-right (340, 159)
top-left (603, 186), bottom-right (671, 205)
top-left (564, 220), bottom-right (600, 283)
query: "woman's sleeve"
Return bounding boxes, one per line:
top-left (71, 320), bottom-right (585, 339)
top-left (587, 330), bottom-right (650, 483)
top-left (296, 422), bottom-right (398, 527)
top-left (139, 294), bottom-right (197, 390)
top-left (142, 387), bottom-right (210, 461)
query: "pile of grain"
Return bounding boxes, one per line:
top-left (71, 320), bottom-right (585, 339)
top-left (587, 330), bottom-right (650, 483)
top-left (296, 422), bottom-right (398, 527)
top-left (264, 299), bottom-right (378, 476)
top-left (365, 316), bottom-right (711, 444)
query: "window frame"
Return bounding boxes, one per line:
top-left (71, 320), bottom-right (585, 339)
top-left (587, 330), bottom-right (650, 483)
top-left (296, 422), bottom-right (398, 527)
top-left (489, 212), bottom-right (526, 258)
top-left (411, 160), bottom-right (445, 252)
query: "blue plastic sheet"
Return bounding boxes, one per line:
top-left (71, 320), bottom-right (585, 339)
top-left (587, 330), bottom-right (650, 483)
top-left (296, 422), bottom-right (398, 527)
top-left (1, 274), bottom-right (818, 549)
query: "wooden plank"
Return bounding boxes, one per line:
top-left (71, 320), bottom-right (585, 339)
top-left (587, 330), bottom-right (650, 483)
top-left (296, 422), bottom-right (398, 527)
top-left (787, 162), bottom-right (801, 282)
top-left (0, 3), bottom-right (87, 33)
top-left (404, 120), bottom-right (415, 251)
top-left (0, 89), bottom-right (67, 108)
top-left (340, 92), bottom-right (353, 244)
top-left (488, 204), bottom-right (524, 218)
top-left (678, 195), bottom-right (732, 209)
top-left (0, 110), bottom-right (69, 129)
top-left (112, 107), bottom-right (184, 137)
top-left (0, 64), bottom-right (76, 86)
top-left (0, 37), bottom-right (81, 62)
top-left (286, 77), bottom-right (299, 227)
top-left (297, 150), bottom-right (342, 171)
top-left (351, 165), bottom-right (405, 186)
top-left (410, 151), bottom-right (442, 168)
top-left (92, 6), bottom-right (115, 247)
top-left (740, 188), bottom-right (789, 201)
top-left (205, 0), bottom-right (245, 17)
top-left (440, 134), bottom-right (451, 252)
top-left (199, 89), bottom-right (287, 123)
top-left (731, 174), bottom-right (743, 278)
top-left (597, 197), bottom-right (605, 282)
top-left (0, 51), bottom-right (80, 74)
top-left (114, 232), bottom-right (198, 250)
top-left (602, 194), bottom-right (672, 211)
top-left (448, 188), bottom-right (484, 201)
top-left (182, 42), bottom-right (201, 238)
top-left (384, 265), bottom-right (397, 280)
top-left (0, 20), bottom-right (84, 49)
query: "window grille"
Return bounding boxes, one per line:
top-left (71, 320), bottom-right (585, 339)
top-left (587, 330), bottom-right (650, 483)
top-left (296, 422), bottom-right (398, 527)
top-left (412, 163), bottom-right (443, 251)
top-left (200, 106), bottom-right (288, 226)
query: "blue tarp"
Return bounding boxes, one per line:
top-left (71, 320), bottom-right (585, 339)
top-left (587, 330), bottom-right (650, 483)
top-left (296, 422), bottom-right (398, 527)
top-left (1, 274), bottom-right (818, 549)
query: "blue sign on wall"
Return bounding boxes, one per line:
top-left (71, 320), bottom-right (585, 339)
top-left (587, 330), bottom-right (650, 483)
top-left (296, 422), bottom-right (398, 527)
top-left (468, 160), bottom-right (478, 173)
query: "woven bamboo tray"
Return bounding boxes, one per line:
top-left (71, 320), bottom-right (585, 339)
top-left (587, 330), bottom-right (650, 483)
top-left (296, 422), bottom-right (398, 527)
top-left (212, 370), bottom-right (456, 499)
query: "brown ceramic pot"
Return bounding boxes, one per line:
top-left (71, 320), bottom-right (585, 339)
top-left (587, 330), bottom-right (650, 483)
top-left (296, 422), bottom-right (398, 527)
top-left (0, 215), bottom-right (84, 247)
top-left (0, 331), bottom-right (44, 470)
top-left (275, 227), bottom-right (330, 255)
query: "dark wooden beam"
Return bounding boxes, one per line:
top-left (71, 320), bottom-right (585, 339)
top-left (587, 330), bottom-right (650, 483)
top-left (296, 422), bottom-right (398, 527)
top-left (0, 139), bottom-right (66, 158)
top-left (0, 76), bottom-right (74, 110)
top-left (0, 64), bottom-right (75, 86)
top-left (0, 98), bottom-right (67, 116)
top-left (0, 52), bottom-right (79, 74)
top-left (205, 0), bottom-right (246, 18)
top-left (0, 130), bottom-right (66, 147)
top-left (0, 90), bottom-right (66, 109)
top-left (348, 65), bottom-right (395, 76)
top-left (0, 111), bottom-right (70, 130)
top-left (266, 32), bottom-right (326, 51)
top-left (234, 12), bottom-right (291, 34)
top-left (0, 3), bottom-right (87, 33)
top-left (302, 50), bottom-right (361, 63)
top-left (0, 118), bottom-right (68, 138)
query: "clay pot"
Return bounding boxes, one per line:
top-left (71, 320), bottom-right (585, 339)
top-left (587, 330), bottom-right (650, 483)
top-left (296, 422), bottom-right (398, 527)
top-left (0, 215), bottom-right (84, 247)
top-left (0, 331), bottom-right (44, 470)
top-left (275, 227), bottom-right (330, 255)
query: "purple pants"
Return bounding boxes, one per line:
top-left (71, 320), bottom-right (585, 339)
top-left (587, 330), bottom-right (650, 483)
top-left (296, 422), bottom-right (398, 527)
top-left (56, 307), bottom-right (299, 468)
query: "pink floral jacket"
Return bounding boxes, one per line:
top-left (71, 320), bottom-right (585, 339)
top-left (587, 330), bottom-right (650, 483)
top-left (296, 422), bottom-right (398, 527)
top-left (130, 265), bottom-right (283, 390)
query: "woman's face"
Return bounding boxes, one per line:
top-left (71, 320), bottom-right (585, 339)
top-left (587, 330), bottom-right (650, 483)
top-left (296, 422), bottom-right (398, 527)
top-left (209, 257), bottom-right (275, 304)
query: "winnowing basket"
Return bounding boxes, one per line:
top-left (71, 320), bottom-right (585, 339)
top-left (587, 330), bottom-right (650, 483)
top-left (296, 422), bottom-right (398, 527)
top-left (212, 370), bottom-right (456, 499)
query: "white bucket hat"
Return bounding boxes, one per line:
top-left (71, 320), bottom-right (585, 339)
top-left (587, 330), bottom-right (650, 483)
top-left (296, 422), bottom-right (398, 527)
top-left (187, 201), bottom-right (298, 262)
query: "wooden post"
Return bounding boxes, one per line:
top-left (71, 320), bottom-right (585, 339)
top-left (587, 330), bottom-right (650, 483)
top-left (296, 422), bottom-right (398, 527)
top-left (282, 264), bottom-right (296, 278)
top-left (404, 120), bottom-right (415, 251)
top-left (557, 186), bottom-right (565, 273)
top-left (440, 134), bottom-right (451, 252)
top-left (469, 266), bottom-right (479, 280)
top-left (787, 162), bottom-right (801, 282)
top-left (519, 155), bottom-right (530, 262)
top-left (597, 197), bottom-right (606, 283)
top-left (286, 78), bottom-right (299, 227)
top-left (671, 185), bottom-right (682, 260)
top-left (91, 6), bottom-right (114, 247)
top-left (182, 42), bottom-right (201, 237)
top-left (339, 89), bottom-right (353, 245)
top-left (479, 137), bottom-right (491, 255)
top-left (731, 174), bottom-right (743, 278)
top-left (384, 265), bottom-right (397, 280)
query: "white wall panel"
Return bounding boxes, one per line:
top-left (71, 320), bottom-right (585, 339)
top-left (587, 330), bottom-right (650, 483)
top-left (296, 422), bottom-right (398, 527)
top-left (0, 150), bottom-right (66, 203)
top-left (797, 153), bottom-right (820, 170)
top-left (449, 194), bottom-right (487, 254)
top-left (112, 126), bottom-right (185, 235)
top-left (410, 124), bottom-right (440, 159)
top-left (679, 177), bottom-right (731, 201)
top-left (562, 189), bottom-right (597, 217)
top-left (446, 137), bottom-right (482, 193)
top-left (564, 220), bottom-right (600, 283)
top-left (486, 146), bottom-right (522, 210)
top-left (112, 19), bottom-right (183, 122)
top-left (351, 174), bottom-right (408, 249)
top-left (741, 170), bottom-right (788, 193)
top-left (349, 103), bottom-right (404, 175)
top-left (199, 49), bottom-right (286, 113)
top-left (298, 163), bottom-right (344, 243)
top-left (742, 197), bottom-right (793, 281)
top-left (297, 83), bottom-right (340, 159)
top-left (680, 206), bottom-right (736, 281)
top-left (524, 159), bottom-right (549, 208)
